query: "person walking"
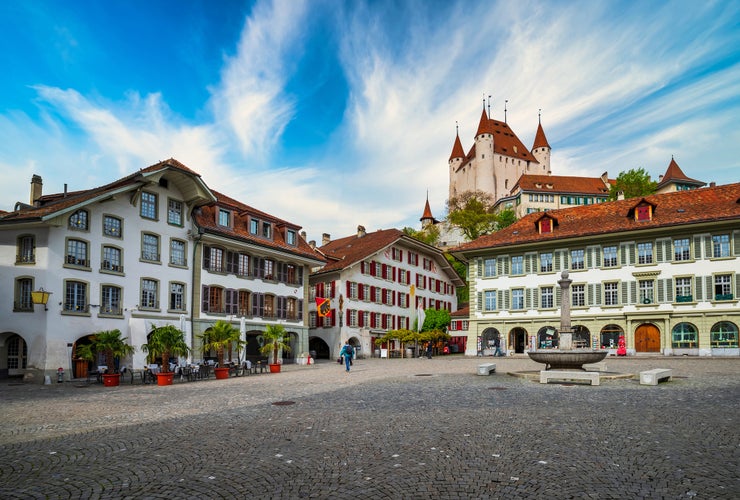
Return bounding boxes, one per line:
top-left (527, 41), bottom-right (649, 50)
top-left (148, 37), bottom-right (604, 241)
top-left (492, 336), bottom-right (502, 357)
top-left (340, 341), bottom-right (354, 373)
top-left (426, 341), bottom-right (433, 359)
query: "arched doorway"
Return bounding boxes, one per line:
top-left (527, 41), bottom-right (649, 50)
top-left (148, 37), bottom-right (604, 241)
top-left (600, 324), bottom-right (624, 349)
top-left (635, 323), bottom-right (661, 352)
top-left (308, 336), bottom-right (330, 359)
top-left (537, 326), bottom-right (558, 349)
top-left (572, 325), bottom-right (591, 348)
top-left (72, 335), bottom-right (96, 379)
top-left (509, 327), bottom-right (528, 354)
top-left (1, 333), bottom-right (28, 379)
top-left (479, 328), bottom-right (500, 356)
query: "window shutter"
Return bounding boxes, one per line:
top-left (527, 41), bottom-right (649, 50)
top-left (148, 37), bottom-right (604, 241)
top-left (562, 250), bottom-right (569, 270)
top-left (693, 236), bottom-right (702, 259)
top-left (477, 258), bottom-right (482, 277)
top-left (595, 248), bottom-right (602, 267)
top-left (382, 263), bottom-right (387, 279)
top-left (554, 252), bottom-right (561, 271)
top-left (203, 246), bottom-right (211, 269)
top-left (406, 293), bottom-right (410, 307)
top-left (555, 287), bottom-right (561, 306)
top-left (587, 249), bottom-right (593, 269)
top-left (665, 278), bottom-right (673, 302)
top-left (736, 276), bottom-right (740, 300)
top-left (629, 244), bottom-right (636, 265)
top-left (532, 289), bottom-right (539, 309)
top-left (621, 282), bottom-right (628, 305)
top-left (331, 310), bottom-right (336, 326)
top-left (656, 241), bottom-right (664, 262)
top-left (393, 291), bottom-right (396, 306)
top-left (588, 284), bottom-right (595, 305)
top-left (346, 281), bottom-right (351, 297)
top-left (202, 285), bottom-right (209, 312)
top-left (704, 238), bottom-right (711, 259)
top-left (524, 255), bottom-right (532, 274)
top-left (657, 280), bottom-right (665, 303)
top-left (695, 276), bottom-right (704, 301)
top-left (525, 288), bottom-right (532, 309)
top-left (630, 281), bottom-right (637, 304)
top-left (298, 299), bottom-right (303, 320)
top-left (734, 231), bottom-right (740, 256)
top-left (331, 281), bottom-right (336, 298)
top-left (358, 310), bottom-right (364, 327)
top-left (620, 243), bottom-right (628, 266)
top-left (705, 276), bottom-right (713, 300)
top-left (504, 291), bottom-right (510, 310)
top-left (497, 290), bottom-right (503, 311)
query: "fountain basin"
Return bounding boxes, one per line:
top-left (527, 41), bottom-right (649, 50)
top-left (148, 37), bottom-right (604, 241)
top-left (528, 350), bottom-right (608, 370)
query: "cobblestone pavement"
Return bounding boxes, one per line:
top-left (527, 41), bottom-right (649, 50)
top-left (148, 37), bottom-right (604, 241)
top-left (0, 355), bottom-right (738, 499)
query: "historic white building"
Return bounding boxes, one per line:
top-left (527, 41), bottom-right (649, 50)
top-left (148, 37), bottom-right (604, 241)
top-left (0, 159), bottom-right (322, 381)
top-left (452, 182), bottom-right (740, 357)
top-left (307, 227), bottom-right (464, 359)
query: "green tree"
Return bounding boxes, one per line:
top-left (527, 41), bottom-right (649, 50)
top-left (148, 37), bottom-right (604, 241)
top-left (198, 320), bottom-right (241, 367)
top-left (421, 308), bottom-right (451, 333)
top-left (446, 190), bottom-right (498, 240)
top-left (608, 168), bottom-right (658, 200)
top-left (495, 208), bottom-right (517, 230)
top-left (75, 329), bottom-right (135, 373)
top-left (142, 325), bottom-right (190, 373)
top-left (260, 324), bottom-right (291, 365)
top-left (444, 253), bottom-right (468, 304)
top-left (402, 225), bottom-right (440, 246)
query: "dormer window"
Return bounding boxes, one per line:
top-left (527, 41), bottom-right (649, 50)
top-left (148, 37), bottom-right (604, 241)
top-left (636, 205), bottom-right (651, 221)
top-left (69, 209), bottom-right (88, 230)
top-left (262, 222), bottom-right (272, 239)
top-left (286, 229), bottom-right (296, 246)
top-left (218, 209), bottom-right (230, 227)
top-left (539, 217), bottom-right (553, 234)
top-left (250, 218), bottom-right (259, 235)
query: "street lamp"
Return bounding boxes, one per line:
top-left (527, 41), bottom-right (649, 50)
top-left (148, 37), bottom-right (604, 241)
top-left (31, 288), bottom-right (52, 311)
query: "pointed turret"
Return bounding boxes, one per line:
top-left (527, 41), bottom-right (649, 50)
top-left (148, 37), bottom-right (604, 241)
top-left (656, 157), bottom-right (705, 194)
top-left (449, 132), bottom-right (464, 161)
top-left (531, 114), bottom-right (551, 174)
top-left (420, 196), bottom-right (438, 229)
top-left (532, 121), bottom-right (550, 150)
top-left (475, 107), bottom-right (494, 137)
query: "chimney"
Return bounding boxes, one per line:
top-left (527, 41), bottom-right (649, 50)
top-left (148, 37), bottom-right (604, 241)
top-left (617, 191), bottom-right (625, 201)
top-left (357, 225), bottom-right (366, 238)
top-left (710, 182), bottom-right (716, 188)
top-left (322, 233), bottom-right (331, 246)
top-left (658, 175), bottom-right (663, 182)
top-left (309, 240), bottom-right (316, 250)
top-left (300, 231), bottom-right (306, 241)
top-left (30, 175), bottom-right (43, 205)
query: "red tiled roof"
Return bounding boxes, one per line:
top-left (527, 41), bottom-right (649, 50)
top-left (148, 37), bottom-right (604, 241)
top-left (453, 182), bottom-right (740, 254)
top-left (513, 174), bottom-right (612, 195)
top-left (193, 191), bottom-right (325, 263)
top-left (656, 158), bottom-right (704, 189)
top-left (532, 122), bottom-right (550, 150)
top-left (450, 304), bottom-right (469, 317)
top-left (456, 112), bottom-right (538, 172)
top-left (420, 199), bottom-right (436, 221)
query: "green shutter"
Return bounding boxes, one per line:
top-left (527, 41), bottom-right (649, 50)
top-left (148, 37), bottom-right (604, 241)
top-left (620, 243), bottom-right (628, 265)
top-left (695, 276), bottom-right (703, 301)
top-left (630, 281), bottom-right (637, 304)
top-left (621, 282), bottom-right (628, 304)
top-left (657, 279), bottom-right (665, 302)
top-left (554, 252), bottom-right (561, 271)
top-left (532, 289), bottom-right (539, 309)
top-left (525, 288), bottom-right (532, 309)
top-left (705, 276), bottom-right (713, 300)
top-left (665, 278), bottom-right (673, 302)
top-left (587, 249), bottom-right (593, 269)
top-left (656, 241), bottom-right (664, 262)
top-left (477, 258), bottom-right (482, 277)
top-left (704, 238), bottom-right (711, 259)
top-left (477, 292), bottom-right (482, 311)
top-left (525, 254), bottom-right (533, 274)
top-left (734, 231), bottom-right (740, 256)
top-left (693, 236), bottom-right (702, 259)
top-left (497, 290), bottom-right (504, 311)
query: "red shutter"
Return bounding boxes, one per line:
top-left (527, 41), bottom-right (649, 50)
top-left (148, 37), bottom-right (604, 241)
top-left (359, 284), bottom-right (365, 300)
top-left (358, 310), bottom-right (364, 327)
top-left (331, 310), bottom-right (336, 326)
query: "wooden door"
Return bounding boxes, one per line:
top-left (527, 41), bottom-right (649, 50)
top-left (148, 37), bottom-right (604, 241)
top-left (635, 324), bottom-right (661, 352)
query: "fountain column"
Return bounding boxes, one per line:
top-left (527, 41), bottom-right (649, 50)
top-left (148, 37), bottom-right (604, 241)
top-left (558, 270), bottom-right (573, 350)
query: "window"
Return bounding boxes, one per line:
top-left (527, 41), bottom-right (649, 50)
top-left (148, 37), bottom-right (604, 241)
top-left (64, 281), bottom-right (87, 312)
top-left (572, 284), bottom-right (585, 307)
top-left (423, 258), bottom-right (433, 271)
top-left (15, 277), bottom-right (33, 311)
top-left (236, 253), bottom-right (249, 277)
top-left (204, 246), bottom-right (224, 272)
top-left (286, 297), bottom-right (299, 320)
top-left (169, 282), bottom-right (185, 311)
top-left (348, 282), bottom-right (358, 300)
top-left (7, 335), bottom-right (27, 370)
top-left (17, 235), bottom-right (35, 264)
top-left (604, 282), bottom-right (618, 306)
top-left (66, 239), bottom-right (89, 267)
top-left (636, 205), bottom-right (650, 221)
top-left (540, 287), bottom-right (553, 308)
top-left (540, 253), bottom-right (553, 273)
top-left (671, 323), bottom-right (697, 348)
top-left (262, 222), bottom-right (271, 238)
top-left (263, 295), bottom-right (275, 318)
top-left (218, 209), bottom-right (230, 227)
top-left (167, 199), bottom-right (183, 226)
top-left (238, 290), bottom-right (250, 316)
top-left (141, 233), bottom-right (160, 262)
top-left (101, 285), bottom-right (122, 315)
top-left (348, 309), bottom-right (358, 327)
top-left (637, 242), bottom-right (653, 264)
top-left (571, 249), bottom-right (585, 270)
top-left (102, 246), bottom-right (122, 272)
top-left (673, 238), bottom-right (690, 261)
top-left (603, 246), bottom-right (617, 267)
top-left (170, 239), bottom-right (186, 266)
top-left (484, 290), bottom-right (496, 311)
top-left (68, 209), bottom-right (88, 230)
top-left (250, 219), bottom-right (259, 234)
top-left (675, 277), bottom-right (692, 302)
top-left (259, 258), bottom-right (275, 280)
top-left (286, 229), bottom-right (296, 245)
top-left (639, 280), bottom-right (654, 304)
top-left (408, 252), bottom-right (419, 266)
top-left (140, 192), bottom-right (157, 219)
top-left (710, 322), bottom-right (738, 348)
top-left (392, 248), bottom-right (403, 261)
top-left (511, 289), bottom-right (524, 310)
top-left (204, 286), bottom-right (223, 313)
top-left (511, 256), bottom-right (523, 275)
top-left (103, 215), bottom-right (122, 238)
top-left (484, 258), bottom-right (496, 277)
top-left (712, 234), bottom-right (730, 258)
top-left (714, 274), bottom-right (732, 300)
top-left (141, 279), bottom-right (159, 309)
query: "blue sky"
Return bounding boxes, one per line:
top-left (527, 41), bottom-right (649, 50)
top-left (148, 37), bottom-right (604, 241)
top-left (1, 0), bottom-right (738, 242)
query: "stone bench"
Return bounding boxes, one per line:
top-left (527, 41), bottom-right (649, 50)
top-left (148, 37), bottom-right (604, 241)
top-left (583, 362), bottom-right (608, 372)
top-left (639, 368), bottom-right (673, 386)
top-left (477, 363), bottom-right (496, 376)
top-left (540, 370), bottom-right (600, 385)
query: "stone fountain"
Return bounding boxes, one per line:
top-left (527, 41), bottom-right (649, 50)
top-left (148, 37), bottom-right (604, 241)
top-left (528, 270), bottom-right (607, 370)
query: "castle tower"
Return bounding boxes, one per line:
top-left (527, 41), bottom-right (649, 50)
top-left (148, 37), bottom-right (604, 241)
top-left (448, 127), bottom-right (465, 201)
top-left (474, 107), bottom-right (496, 197)
top-left (531, 114), bottom-right (551, 174)
top-left (419, 195), bottom-right (438, 229)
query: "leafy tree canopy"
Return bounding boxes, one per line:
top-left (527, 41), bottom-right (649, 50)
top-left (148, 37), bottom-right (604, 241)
top-left (402, 225), bottom-right (440, 246)
top-left (446, 191), bottom-right (515, 240)
top-left (421, 308), bottom-right (451, 333)
top-left (607, 167), bottom-right (658, 200)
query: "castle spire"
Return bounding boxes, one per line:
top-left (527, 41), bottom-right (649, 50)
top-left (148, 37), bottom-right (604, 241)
top-left (475, 106), bottom-right (493, 137)
top-left (532, 115), bottom-right (550, 150)
top-left (449, 126), bottom-right (465, 161)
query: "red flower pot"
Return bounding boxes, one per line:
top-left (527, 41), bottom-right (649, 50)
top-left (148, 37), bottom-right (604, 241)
top-left (269, 363), bottom-right (281, 373)
top-left (156, 372), bottom-right (174, 386)
top-left (214, 367), bottom-right (230, 379)
top-left (102, 373), bottom-right (120, 387)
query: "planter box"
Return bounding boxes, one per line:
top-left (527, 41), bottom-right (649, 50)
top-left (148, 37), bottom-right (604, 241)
top-left (102, 373), bottom-right (120, 387)
top-left (156, 372), bottom-right (174, 386)
top-left (214, 367), bottom-right (230, 380)
top-left (269, 364), bottom-right (281, 373)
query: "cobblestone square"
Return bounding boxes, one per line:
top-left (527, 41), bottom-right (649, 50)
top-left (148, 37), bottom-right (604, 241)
top-left (1, 356), bottom-right (738, 499)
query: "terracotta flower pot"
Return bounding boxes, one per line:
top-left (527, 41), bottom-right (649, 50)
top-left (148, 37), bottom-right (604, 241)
top-left (214, 367), bottom-right (230, 379)
top-left (102, 373), bottom-right (120, 387)
top-left (269, 363), bottom-right (281, 373)
top-left (156, 372), bottom-right (174, 386)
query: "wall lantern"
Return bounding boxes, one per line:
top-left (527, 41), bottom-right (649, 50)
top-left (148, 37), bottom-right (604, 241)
top-left (31, 288), bottom-right (52, 311)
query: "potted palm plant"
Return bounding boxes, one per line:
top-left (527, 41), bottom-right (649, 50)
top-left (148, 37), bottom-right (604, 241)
top-left (141, 324), bottom-right (190, 386)
top-left (75, 329), bottom-right (135, 387)
top-left (198, 320), bottom-right (241, 380)
top-left (260, 324), bottom-right (290, 373)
